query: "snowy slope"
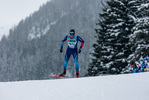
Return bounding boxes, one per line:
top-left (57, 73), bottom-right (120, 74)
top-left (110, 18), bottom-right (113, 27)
top-left (0, 73), bottom-right (149, 100)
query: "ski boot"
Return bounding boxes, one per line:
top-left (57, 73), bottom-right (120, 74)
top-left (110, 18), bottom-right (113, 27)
top-left (76, 72), bottom-right (80, 78)
top-left (59, 70), bottom-right (66, 77)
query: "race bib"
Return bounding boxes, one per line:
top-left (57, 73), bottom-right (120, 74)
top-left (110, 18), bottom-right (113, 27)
top-left (68, 42), bottom-right (77, 48)
top-left (67, 35), bottom-right (77, 48)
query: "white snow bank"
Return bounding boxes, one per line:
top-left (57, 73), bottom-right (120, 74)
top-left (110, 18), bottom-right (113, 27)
top-left (0, 73), bottom-right (149, 100)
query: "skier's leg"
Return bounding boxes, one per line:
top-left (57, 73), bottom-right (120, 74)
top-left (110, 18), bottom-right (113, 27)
top-left (73, 51), bottom-right (79, 73)
top-left (60, 50), bottom-right (71, 76)
top-left (63, 50), bottom-right (71, 71)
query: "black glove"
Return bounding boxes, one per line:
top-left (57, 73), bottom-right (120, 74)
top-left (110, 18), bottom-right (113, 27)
top-left (78, 49), bottom-right (81, 53)
top-left (60, 48), bottom-right (63, 53)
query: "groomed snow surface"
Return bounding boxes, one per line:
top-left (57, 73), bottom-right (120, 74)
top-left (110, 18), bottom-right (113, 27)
top-left (1, 73), bottom-right (149, 100)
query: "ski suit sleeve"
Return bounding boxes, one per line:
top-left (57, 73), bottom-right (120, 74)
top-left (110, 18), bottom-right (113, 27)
top-left (61, 36), bottom-right (67, 49)
top-left (77, 36), bottom-right (84, 49)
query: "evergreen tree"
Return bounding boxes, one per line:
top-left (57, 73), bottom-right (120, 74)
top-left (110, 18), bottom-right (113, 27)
top-left (88, 0), bottom-right (134, 75)
top-left (128, 0), bottom-right (149, 64)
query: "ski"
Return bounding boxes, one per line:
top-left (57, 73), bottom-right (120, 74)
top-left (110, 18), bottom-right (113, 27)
top-left (44, 75), bottom-right (72, 79)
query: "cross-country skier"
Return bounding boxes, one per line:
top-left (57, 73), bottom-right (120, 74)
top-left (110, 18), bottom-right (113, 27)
top-left (59, 29), bottom-right (84, 78)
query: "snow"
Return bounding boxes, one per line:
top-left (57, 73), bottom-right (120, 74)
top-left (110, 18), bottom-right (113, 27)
top-left (116, 52), bottom-right (124, 57)
top-left (128, 14), bottom-right (136, 22)
top-left (138, 3), bottom-right (149, 11)
top-left (114, 0), bottom-right (125, 6)
top-left (127, 54), bottom-right (134, 62)
top-left (128, 0), bottom-right (136, 5)
top-left (28, 25), bottom-right (50, 39)
top-left (105, 61), bottom-right (114, 67)
top-left (28, 21), bottom-right (57, 40)
top-left (1, 73), bottom-right (149, 100)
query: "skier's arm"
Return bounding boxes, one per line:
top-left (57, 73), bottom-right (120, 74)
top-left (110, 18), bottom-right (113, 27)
top-left (78, 36), bottom-right (84, 50)
top-left (61, 36), bottom-right (67, 49)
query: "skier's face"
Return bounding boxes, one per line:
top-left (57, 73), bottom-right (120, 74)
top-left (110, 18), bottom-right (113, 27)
top-left (70, 32), bottom-right (75, 38)
top-left (70, 34), bottom-right (74, 38)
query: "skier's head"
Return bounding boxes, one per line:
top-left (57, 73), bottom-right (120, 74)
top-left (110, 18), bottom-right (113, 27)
top-left (70, 29), bottom-right (75, 38)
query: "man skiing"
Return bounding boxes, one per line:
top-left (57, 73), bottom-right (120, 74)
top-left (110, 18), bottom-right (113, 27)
top-left (59, 29), bottom-right (84, 78)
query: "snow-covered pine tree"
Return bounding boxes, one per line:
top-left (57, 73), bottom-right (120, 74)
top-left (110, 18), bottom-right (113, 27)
top-left (87, 1), bottom-right (114, 76)
top-left (127, 0), bottom-right (149, 65)
top-left (88, 15), bottom-right (109, 76)
top-left (88, 0), bottom-right (134, 75)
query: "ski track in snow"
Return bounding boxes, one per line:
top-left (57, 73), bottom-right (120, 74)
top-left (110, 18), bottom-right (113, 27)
top-left (0, 73), bottom-right (149, 100)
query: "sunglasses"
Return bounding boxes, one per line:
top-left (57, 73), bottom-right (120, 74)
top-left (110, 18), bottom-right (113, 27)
top-left (70, 32), bottom-right (74, 35)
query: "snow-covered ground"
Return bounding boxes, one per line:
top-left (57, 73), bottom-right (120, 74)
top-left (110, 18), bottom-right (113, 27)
top-left (0, 73), bottom-right (149, 100)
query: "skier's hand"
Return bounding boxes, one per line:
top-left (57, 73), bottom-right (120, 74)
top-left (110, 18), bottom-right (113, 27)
top-left (60, 48), bottom-right (63, 53)
top-left (78, 49), bottom-right (81, 53)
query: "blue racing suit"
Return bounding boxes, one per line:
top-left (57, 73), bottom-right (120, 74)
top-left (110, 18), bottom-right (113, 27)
top-left (61, 35), bottom-right (84, 72)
